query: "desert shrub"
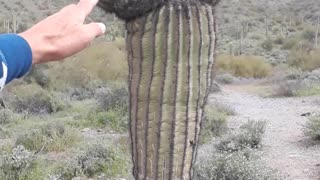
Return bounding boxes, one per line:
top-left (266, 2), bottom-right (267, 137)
top-left (96, 85), bottom-right (128, 111)
top-left (288, 49), bottom-right (320, 71)
top-left (271, 80), bottom-right (303, 97)
top-left (296, 84), bottom-right (320, 97)
top-left (0, 109), bottom-right (16, 125)
top-left (0, 145), bottom-right (35, 180)
top-left (0, 127), bottom-right (10, 138)
top-left (24, 65), bottom-right (50, 88)
top-left (303, 116), bottom-right (320, 140)
top-left (104, 21), bottom-right (125, 40)
top-left (15, 123), bottom-right (80, 152)
top-left (215, 121), bottom-right (266, 152)
top-left (194, 144), bottom-right (281, 180)
top-left (302, 26), bottom-right (318, 42)
top-left (216, 55), bottom-right (272, 78)
top-left (8, 84), bottom-right (64, 114)
top-left (214, 102), bottom-right (236, 116)
top-left (282, 38), bottom-right (299, 50)
top-left (274, 36), bottom-right (285, 45)
top-left (250, 33), bottom-right (263, 40)
top-left (53, 68), bottom-right (103, 100)
top-left (82, 85), bottom-right (129, 131)
top-left (87, 108), bottom-right (128, 132)
top-left (0, 146), bottom-right (50, 180)
top-left (201, 106), bottom-right (228, 143)
top-left (239, 121), bottom-right (267, 147)
top-left (210, 81), bottom-right (221, 93)
top-left (214, 73), bottom-right (235, 84)
top-left (56, 142), bottom-right (130, 179)
top-left (261, 39), bottom-right (274, 51)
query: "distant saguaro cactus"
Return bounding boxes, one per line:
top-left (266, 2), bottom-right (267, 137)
top-left (99, 0), bottom-right (220, 179)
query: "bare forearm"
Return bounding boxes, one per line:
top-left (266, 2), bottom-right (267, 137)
top-left (20, 0), bottom-right (106, 65)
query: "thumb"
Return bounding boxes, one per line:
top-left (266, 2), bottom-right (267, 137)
top-left (83, 22), bottom-right (106, 39)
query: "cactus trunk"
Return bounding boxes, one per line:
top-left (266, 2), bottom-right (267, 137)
top-left (126, 3), bottom-right (216, 179)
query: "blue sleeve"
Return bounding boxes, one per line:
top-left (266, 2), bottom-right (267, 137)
top-left (0, 34), bottom-right (32, 89)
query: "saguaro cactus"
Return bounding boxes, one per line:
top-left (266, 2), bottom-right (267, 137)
top-left (99, 0), bottom-right (219, 179)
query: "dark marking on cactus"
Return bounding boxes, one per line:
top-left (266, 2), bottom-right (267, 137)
top-left (127, 16), bottom-right (148, 178)
top-left (168, 5), bottom-right (180, 180)
top-left (156, 6), bottom-right (171, 180)
top-left (189, 5), bottom-right (203, 178)
top-left (143, 9), bottom-right (160, 179)
top-left (126, 21), bottom-right (136, 176)
top-left (181, 5), bottom-right (191, 179)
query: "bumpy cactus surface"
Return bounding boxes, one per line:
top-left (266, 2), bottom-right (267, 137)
top-left (99, 0), bottom-right (219, 179)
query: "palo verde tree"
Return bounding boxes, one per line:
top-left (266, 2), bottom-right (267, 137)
top-left (98, 0), bottom-right (220, 179)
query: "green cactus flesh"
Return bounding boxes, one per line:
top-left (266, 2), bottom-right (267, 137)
top-left (126, 3), bottom-right (216, 179)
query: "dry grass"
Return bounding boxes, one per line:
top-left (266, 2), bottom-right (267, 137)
top-left (288, 49), bottom-right (320, 71)
top-left (216, 54), bottom-right (272, 78)
top-left (46, 39), bottom-right (128, 90)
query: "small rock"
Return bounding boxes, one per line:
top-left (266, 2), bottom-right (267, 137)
top-left (81, 128), bottom-right (91, 133)
top-left (301, 112), bottom-right (311, 117)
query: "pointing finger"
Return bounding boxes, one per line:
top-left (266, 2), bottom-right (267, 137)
top-left (82, 22), bottom-right (106, 41)
top-left (77, 0), bottom-right (99, 18)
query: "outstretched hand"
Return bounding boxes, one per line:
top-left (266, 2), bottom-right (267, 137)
top-left (20, 0), bottom-right (106, 64)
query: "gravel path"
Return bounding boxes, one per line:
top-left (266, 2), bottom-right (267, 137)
top-left (210, 85), bottom-right (320, 180)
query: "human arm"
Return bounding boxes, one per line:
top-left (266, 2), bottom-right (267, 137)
top-left (20, 0), bottom-right (106, 65)
top-left (0, 0), bottom-right (105, 90)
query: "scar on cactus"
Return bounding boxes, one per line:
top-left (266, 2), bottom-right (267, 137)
top-left (98, 0), bottom-right (220, 179)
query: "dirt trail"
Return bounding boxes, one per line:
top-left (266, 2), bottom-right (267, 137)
top-left (210, 85), bottom-right (320, 180)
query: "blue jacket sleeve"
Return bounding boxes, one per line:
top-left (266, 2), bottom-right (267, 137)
top-left (0, 34), bottom-right (32, 90)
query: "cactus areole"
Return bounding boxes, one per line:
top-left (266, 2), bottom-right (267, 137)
top-left (99, 0), bottom-right (220, 179)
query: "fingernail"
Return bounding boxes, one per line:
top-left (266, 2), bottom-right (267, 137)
top-left (91, 0), bottom-right (99, 5)
top-left (98, 23), bottom-right (106, 34)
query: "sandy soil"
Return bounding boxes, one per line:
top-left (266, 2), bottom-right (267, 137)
top-left (210, 84), bottom-right (320, 180)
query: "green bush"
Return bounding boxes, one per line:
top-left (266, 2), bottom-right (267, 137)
top-left (303, 116), bottom-right (320, 140)
top-left (201, 107), bottom-right (228, 143)
top-left (271, 80), bottom-right (303, 97)
top-left (302, 26), bottom-right (317, 42)
top-left (8, 84), bottom-right (64, 114)
top-left (87, 108), bottom-right (128, 132)
top-left (96, 85), bottom-right (129, 111)
top-left (0, 109), bottom-right (16, 125)
top-left (56, 142), bottom-right (130, 179)
top-left (24, 65), bottom-right (50, 88)
top-left (194, 145), bottom-right (281, 180)
top-left (215, 73), bottom-right (235, 84)
top-left (214, 102), bottom-right (236, 116)
top-left (282, 38), bottom-right (299, 50)
top-left (215, 121), bottom-right (266, 152)
top-left (296, 85), bottom-right (320, 97)
top-left (261, 39), bottom-right (274, 51)
top-left (0, 146), bottom-right (35, 180)
top-left (274, 36), bottom-right (285, 45)
top-left (15, 123), bottom-right (80, 152)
